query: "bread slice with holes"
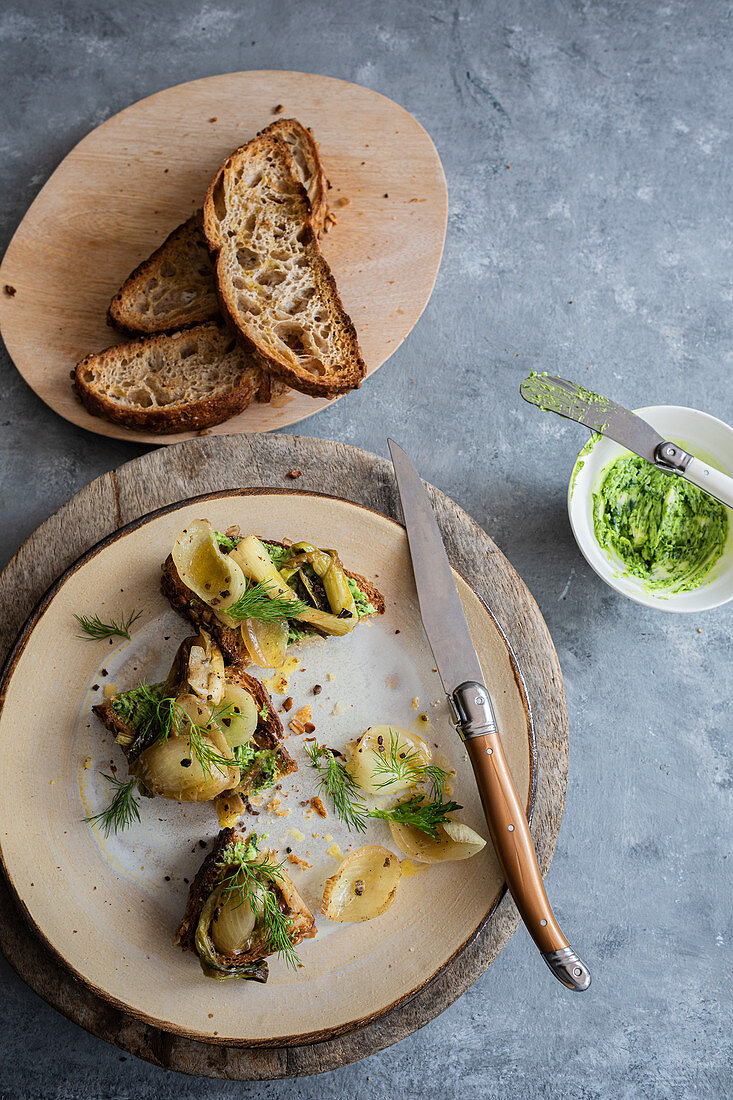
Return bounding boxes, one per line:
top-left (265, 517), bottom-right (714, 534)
top-left (72, 321), bottom-right (273, 433)
top-left (203, 133), bottom-right (365, 398)
top-left (108, 212), bottom-right (220, 334)
top-left (267, 117), bottom-right (328, 237)
top-left (108, 120), bottom-right (328, 336)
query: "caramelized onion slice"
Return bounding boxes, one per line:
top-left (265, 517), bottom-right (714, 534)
top-left (321, 846), bottom-right (401, 922)
top-left (348, 726), bottom-right (432, 796)
top-left (216, 683), bottom-right (259, 748)
top-left (240, 617), bottom-right (289, 669)
top-left (388, 818), bottom-right (486, 864)
top-left (172, 519), bottom-right (246, 620)
top-left (134, 694), bottom-right (238, 802)
top-left (210, 876), bottom-right (259, 955)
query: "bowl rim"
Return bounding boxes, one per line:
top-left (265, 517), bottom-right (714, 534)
top-left (567, 404), bottom-right (733, 613)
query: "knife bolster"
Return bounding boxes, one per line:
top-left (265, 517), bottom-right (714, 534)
top-left (450, 680), bottom-right (499, 741)
top-left (655, 440), bottom-right (692, 472)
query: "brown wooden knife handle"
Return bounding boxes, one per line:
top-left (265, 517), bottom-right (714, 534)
top-left (452, 681), bottom-right (590, 991)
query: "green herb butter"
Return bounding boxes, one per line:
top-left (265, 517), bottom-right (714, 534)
top-left (592, 455), bottom-right (728, 594)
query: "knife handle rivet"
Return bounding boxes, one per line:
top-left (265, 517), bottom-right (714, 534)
top-left (508, 824), bottom-right (515, 832)
top-left (540, 919), bottom-right (547, 926)
top-left (573, 967), bottom-right (583, 978)
top-left (475, 695), bottom-right (485, 705)
top-left (485, 747), bottom-right (493, 755)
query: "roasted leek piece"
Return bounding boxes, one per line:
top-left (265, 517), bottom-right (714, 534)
top-left (231, 535), bottom-right (356, 636)
top-left (287, 542), bottom-right (358, 622)
top-left (175, 828), bottom-right (316, 981)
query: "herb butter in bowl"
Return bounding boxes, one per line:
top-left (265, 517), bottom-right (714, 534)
top-left (568, 405), bottom-right (733, 612)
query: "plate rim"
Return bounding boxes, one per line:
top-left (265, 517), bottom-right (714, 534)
top-left (0, 69), bottom-right (448, 444)
top-left (0, 485), bottom-right (535, 1047)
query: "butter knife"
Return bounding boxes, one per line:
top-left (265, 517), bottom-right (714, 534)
top-left (520, 373), bottom-right (733, 508)
top-left (388, 439), bottom-right (591, 992)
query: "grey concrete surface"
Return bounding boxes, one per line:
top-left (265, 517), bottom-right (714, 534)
top-left (1, 1), bottom-right (731, 1097)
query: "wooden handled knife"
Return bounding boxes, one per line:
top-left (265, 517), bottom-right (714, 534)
top-left (388, 439), bottom-right (591, 992)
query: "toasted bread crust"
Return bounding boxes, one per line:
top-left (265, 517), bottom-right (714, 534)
top-left (92, 699), bottom-right (134, 757)
top-left (73, 322), bottom-right (271, 433)
top-left (160, 541), bottom-right (385, 666)
top-left (203, 133), bottom-right (365, 398)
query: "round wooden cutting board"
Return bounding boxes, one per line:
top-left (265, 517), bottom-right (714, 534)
top-left (0, 435), bottom-right (568, 1079)
top-left (0, 71), bottom-right (447, 444)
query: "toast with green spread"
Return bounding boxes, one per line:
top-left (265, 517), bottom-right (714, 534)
top-left (93, 632), bottom-right (296, 821)
top-left (175, 826), bottom-right (316, 982)
top-left (161, 522), bottom-right (384, 666)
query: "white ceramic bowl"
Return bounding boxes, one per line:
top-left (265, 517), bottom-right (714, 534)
top-left (568, 405), bottom-right (733, 612)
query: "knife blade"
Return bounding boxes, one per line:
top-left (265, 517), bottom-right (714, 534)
top-left (520, 372), bottom-right (667, 462)
top-left (519, 373), bottom-right (733, 508)
top-left (387, 441), bottom-right (484, 695)
top-left (388, 439), bottom-right (591, 992)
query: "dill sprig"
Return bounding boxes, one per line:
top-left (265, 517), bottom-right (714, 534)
top-left (370, 796), bottom-right (463, 839)
top-left (218, 836), bottom-right (299, 969)
top-left (186, 720), bottom-right (239, 775)
top-left (74, 609), bottom-right (142, 640)
top-left (304, 740), bottom-right (368, 832)
top-left (372, 729), bottom-right (450, 800)
top-left (303, 741), bottom-right (461, 838)
top-left (119, 684), bottom-right (238, 774)
top-left (84, 774), bottom-right (141, 836)
top-left (226, 580), bottom-right (308, 624)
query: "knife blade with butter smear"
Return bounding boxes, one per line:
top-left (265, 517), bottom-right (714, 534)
top-left (520, 373), bottom-right (733, 508)
top-left (388, 439), bottom-right (591, 992)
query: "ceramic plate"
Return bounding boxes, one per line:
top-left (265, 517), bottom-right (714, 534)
top-left (0, 490), bottom-right (533, 1045)
top-left (0, 71), bottom-right (447, 444)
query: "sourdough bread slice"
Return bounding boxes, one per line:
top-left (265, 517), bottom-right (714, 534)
top-left (203, 133), bottom-right (365, 398)
top-left (108, 120), bottom-right (327, 336)
top-left (73, 321), bottom-right (271, 433)
top-left (108, 212), bottom-right (219, 334)
top-left (262, 118), bottom-right (328, 236)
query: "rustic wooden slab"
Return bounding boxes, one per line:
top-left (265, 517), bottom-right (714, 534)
top-left (0, 71), bottom-right (447, 444)
top-left (0, 435), bottom-right (568, 1079)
